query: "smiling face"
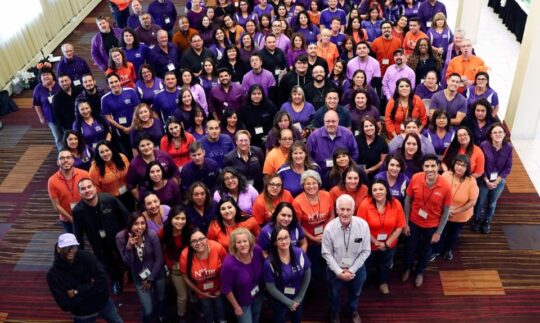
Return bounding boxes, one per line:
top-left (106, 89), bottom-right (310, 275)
top-left (275, 228), bottom-right (291, 251)
top-left (303, 177), bottom-right (319, 196)
top-left (171, 212), bottom-right (187, 231)
top-left (292, 147), bottom-right (306, 165)
top-left (144, 194), bottom-right (161, 215)
top-left (107, 75), bottom-right (121, 94)
top-left (453, 160), bottom-right (467, 178)
top-left (435, 114), bottom-right (448, 129)
top-left (276, 206), bottom-right (294, 227)
top-left (387, 158), bottom-right (401, 177)
top-left (423, 159), bottom-right (439, 182)
top-left (344, 170), bottom-right (360, 191)
top-left (336, 198), bottom-right (354, 227)
top-left (404, 136), bottom-right (418, 158)
top-left (266, 176), bottom-right (283, 198)
top-left (279, 129), bottom-right (294, 149)
top-left (131, 216), bottom-right (147, 237)
top-left (168, 122), bottom-right (182, 138)
top-left (220, 201), bottom-right (236, 222)
top-left (78, 179), bottom-right (97, 202)
top-left (98, 144), bottom-right (112, 163)
top-left (363, 120), bottom-right (376, 137)
top-left (78, 102), bottom-right (92, 119)
top-left (149, 164), bottom-right (163, 183)
top-left (234, 233), bottom-right (251, 255)
top-left (138, 139), bottom-right (154, 157)
top-left (190, 231), bottom-right (207, 253)
top-left (456, 129), bottom-right (470, 146)
top-left (398, 80), bottom-right (411, 97)
top-left (371, 182), bottom-right (387, 203)
top-left (490, 125), bottom-right (505, 144)
top-left (223, 172), bottom-right (239, 191)
top-left (335, 153), bottom-right (350, 169)
top-left (138, 106), bottom-right (151, 122)
top-left (191, 185), bottom-right (206, 206)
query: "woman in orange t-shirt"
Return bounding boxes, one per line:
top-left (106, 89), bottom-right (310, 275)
top-left (160, 116), bottom-right (195, 169)
top-left (105, 47), bottom-right (137, 88)
top-left (316, 29), bottom-right (340, 72)
top-left (252, 174), bottom-right (294, 226)
top-left (385, 78), bottom-right (427, 139)
top-left (330, 166), bottom-right (368, 215)
top-left (442, 126), bottom-right (485, 179)
top-left (180, 227), bottom-right (228, 322)
top-left (358, 179), bottom-right (406, 295)
top-left (206, 196), bottom-right (260, 250)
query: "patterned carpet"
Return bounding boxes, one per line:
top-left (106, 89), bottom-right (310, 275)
top-left (1, 1), bottom-right (540, 322)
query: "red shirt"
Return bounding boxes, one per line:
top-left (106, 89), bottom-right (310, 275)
top-left (358, 198), bottom-right (406, 250)
top-left (406, 172), bottom-right (452, 228)
top-left (293, 190), bottom-right (333, 238)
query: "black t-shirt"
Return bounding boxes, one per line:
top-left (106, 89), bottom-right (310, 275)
top-left (101, 31), bottom-right (119, 56)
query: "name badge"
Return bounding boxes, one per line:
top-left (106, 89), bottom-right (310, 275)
top-left (490, 172), bottom-right (498, 181)
top-left (376, 233), bottom-right (388, 241)
top-left (250, 285), bottom-right (259, 296)
top-left (118, 117), bottom-right (127, 125)
top-left (326, 159), bottom-right (333, 168)
top-left (341, 257), bottom-right (352, 267)
top-left (118, 185), bottom-right (128, 194)
top-left (139, 268), bottom-right (151, 280)
top-left (354, 130), bottom-right (360, 136)
top-left (167, 63), bottom-right (175, 71)
top-left (223, 102), bottom-right (229, 107)
top-left (92, 143), bottom-right (97, 149)
top-left (293, 122), bottom-right (302, 131)
top-left (419, 208), bottom-right (428, 219)
top-left (99, 229), bottom-right (107, 238)
top-left (48, 96), bottom-right (54, 104)
top-left (254, 127), bottom-right (264, 135)
top-left (247, 179), bottom-right (254, 186)
top-left (73, 79), bottom-right (81, 86)
top-left (203, 281), bottom-right (214, 290)
top-left (314, 225), bottom-right (323, 235)
top-left (164, 17), bottom-right (171, 24)
top-left (382, 58), bottom-right (390, 65)
top-left (274, 69), bottom-right (282, 76)
top-left (426, 21), bottom-right (432, 28)
top-left (70, 202), bottom-right (77, 210)
top-left (284, 287), bottom-right (296, 295)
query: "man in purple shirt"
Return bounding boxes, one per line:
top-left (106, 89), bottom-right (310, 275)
top-left (346, 41), bottom-right (381, 84)
top-left (209, 68), bottom-right (246, 120)
top-left (241, 54), bottom-right (276, 97)
top-left (152, 71), bottom-right (180, 122)
top-left (127, 0), bottom-right (143, 30)
top-left (320, 0), bottom-right (347, 29)
top-left (418, 0), bottom-right (447, 31)
top-left (56, 43), bottom-right (91, 89)
top-left (149, 30), bottom-right (183, 79)
top-left (33, 68), bottom-right (62, 149)
top-left (329, 18), bottom-right (347, 48)
top-left (180, 141), bottom-right (220, 192)
top-left (306, 110), bottom-right (359, 172)
top-left (148, 0), bottom-right (177, 36)
top-left (197, 120), bottom-right (235, 169)
top-left (429, 73), bottom-right (467, 126)
top-left (90, 16), bottom-right (122, 72)
top-left (135, 13), bottom-right (162, 48)
top-left (101, 73), bottom-right (141, 157)
top-left (382, 48), bottom-right (416, 100)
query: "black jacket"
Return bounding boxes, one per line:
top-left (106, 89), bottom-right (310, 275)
top-left (238, 100), bottom-right (277, 148)
top-left (47, 248), bottom-right (109, 316)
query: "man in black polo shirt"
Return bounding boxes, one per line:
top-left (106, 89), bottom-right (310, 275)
top-left (180, 33), bottom-right (214, 76)
top-left (52, 74), bottom-right (82, 133)
top-left (76, 74), bottom-right (106, 115)
top-left (259, 34), bottom-right (287, 83)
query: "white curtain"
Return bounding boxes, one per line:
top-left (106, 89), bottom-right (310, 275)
top-left (0, 0), bottom-right (95, 89)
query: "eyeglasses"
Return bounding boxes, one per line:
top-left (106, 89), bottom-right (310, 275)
top-left (277, 236), bottom-right (290, 242)
top-left (476, 78), bottom-right (487, 81)
top-left (457, 134), bottom-right (470, 138)
top-left (268, 182), bottom-right (282, 187)
top-left (224, 176), bottom-right (237, 182)
top-left (190, 237), bottom-right (206, 245)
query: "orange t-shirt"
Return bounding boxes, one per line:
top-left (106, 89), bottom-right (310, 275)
top-left (206, 216), bottom-right (260, 250)
top-left (179, 239), bottom-right (227, 298)
top-left (406, 172), bottom-right (452, 228)
top-left (47, 168), bottom-right (91, 221)
top-left (329, 185), bottom-right (368, 215)
top-left (252, 190), bottom-right (295, 226)
top-left (445, 55), bottom-right (488, 92)
top-left (443, 145), bottom-right (485, 177)
top-left (160, 133), bottom-right (196, 168)
top-left (358, 198), bottom-right (406, 250)
top-left (293, 190), bottom-right (333, 238)
top-left (316, 42), bottom-right (340, 72)
top-left (441, 172), bottom-right (479, 223)
top-left (308, 12), bottom-right (320, 26)
top-left (105, 62), bottom-right (137, 88)
top-left (402, 31), bottom-right (428, 56)
top-left (89, 154), bottom-right (129, 196)
top-left (371, 36), bottom-right (402, 76)
top-left (262, 147), bottom-right (289, 175)
top-left (384, 95), bottom-right (427, 139)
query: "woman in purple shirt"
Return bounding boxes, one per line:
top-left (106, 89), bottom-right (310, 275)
top-left (264, 225), bottom-right (311, 323)
top-left (62, 130), bottom-right (92, 170)
top-left (401, 0), bottom-right (421, 20)
top-left (141, 192), bottom-right (171, 233)
top-left (293, 11), bottom-right (320, 44)
top-left (234, 0), bottom-right (259, 28)
top-left (472, 123), bottom-right (512, 234)
top-left (135, 64), bottom-right (163, 106)
top-left (374, 154), bottom-right (410, 203)
top-left (464, 72), bottom-right (500, 117)
top-left (462, 98), bottom-right (497, 146)
top-left (221, 228), bottom-right (265, 323)
top-left (426, 12), bottom-right (453, 61)
top-left (422, 109), bottom-right (455, 157)
top-left (73, 100), bottom-right (111, 154)
top-left (140, 161), bottom-right (181, 209)
top-left (397, 133), bottom-right (424, 179)
top-left (130, 103), bottom-right (164, 156)
top-left (120, 28), bottom-right (150, 74)
top-left (278, 141), bottom-right (321, 197)
top-left (116, 212), bottom-right (166, 323)
top-left (279, 86), bottom-right (316, 136)
top-left (265, 111), bottom-right (302, 152)
top-left (199, 58), bottom-right (219, 99)
top-left (414, 70), bottom-right (440, 100)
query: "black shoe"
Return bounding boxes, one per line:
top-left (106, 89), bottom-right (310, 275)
top-left (471, 218), bottom-right (481, 232)
top-left (429, 252), bottom-right (440, 262)
top-left (443, 250), bottom-right (454, 261)
top-left (481, 221), bottom-right (491, 234)
top-left (113, 281), bottom-right (123, 296)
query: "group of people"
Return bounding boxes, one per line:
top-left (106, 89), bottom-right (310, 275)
top-left (41, 0), bottom-right (515, 322)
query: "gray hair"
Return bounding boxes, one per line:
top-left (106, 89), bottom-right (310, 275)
top-left (300, 170), bottom-right (322, 187)
top-left (335, 194), bottom-right (355, 210)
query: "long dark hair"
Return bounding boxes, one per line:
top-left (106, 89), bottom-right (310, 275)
top-left (62, 130), bottom-right (86, 156)
top-left (74, 100), bottom-right (109, 135)
top-left (400, 133), bottom-right (423, 161)
top-left (369, 179), bottom-right (394, 206)
top-left (450, 154), bottom-right (472, 178)
top-left (216, 167), bottom-right (249, 196)
top-left (328, 148), bottom-right (355, 187)
top-left (162, 205), bottom-right (191, 265)
top-left (124, 211), bottom-right (147, 241)
top-left (94, 140), bottom-right (126, 177)
top-left (270, 202), bottom-right (299, 228)
top-left (119, 27), bottom-right (141, 49)
top-left (215, 196), bottom-right (247, 233)
top-left (268, 225), bottom-right (298, 280)
top-left (390, 78), bottom-right (414, 121)
top-left (269, 111), bottom-right (294, 148)
top-left (428, 109), bottom-right (451, 132)
top-left (187, 181), bottom-right (212, 209)
top-left (145, 160), bottom-right (169, 189)
top-left (165, 116), bottom-right (187, 142)
top-left (339, 165), bottom-right (364, 191)
top-left (443, 126), bottom-right (474, 168)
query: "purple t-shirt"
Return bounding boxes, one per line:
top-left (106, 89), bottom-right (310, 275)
top-left (280, 102), bottom-right (316, 129)
top-left (153, 88), bottom-right (180, 122)
top-left (74, 118), bottom-right (109, 151)
top-left (136, 78), bottom-right (164, 105)
top-left (221, 245), bottom-right (265, 307)
top-left (423, 128), bottom-right (455, 156)
top-left (278, 163), bottom-right (321, 197)
top-left (32, 82), bottom-right (61, 122)
top-left (346, 56), bottom-right (381, 83)
top-left (197, 134), bottom-right (235, 169)
top-left (213, 184), bottom-right (259, 215)
top-left (101, 88), bottom-right (140, 126)
top-left (124, 44), bottom-right (151, 74)
top-left (242, 69), bottom-right (276, 96)
top-left (140, 181), bottom-right (180, 210)
top-left (373, 171), bottom-right (410, 202)
top-left (263, 247), bottom-right (310, 297)
top-left (130, 118), bottom-right (164, 148)
top-left (126, 150), bottom-right (180, 190)
top-left (348, 105), bottom-right (381, 134)
top-left (414, 83), bottom-right (440, 100)
top-left (295, 26), bottom-right (320, 44)
top-left (429, 90), bottom-right (468, 119)
top-left (257, 222), bottom-right (305, 252)
top-left (145, 205), bottom-right (171, 233)
top-left (464, 86), bottom-right (499, 109)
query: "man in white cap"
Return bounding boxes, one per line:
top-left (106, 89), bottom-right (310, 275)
top-left (47, 233), bottom-right (123, 322)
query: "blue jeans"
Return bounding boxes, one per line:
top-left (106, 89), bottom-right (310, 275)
top-left (237, 292), bottom-right (263, 323)
top-left (270, 297), bottom-right (303, 323)
top-left (433, 221), bottom-right (464, 255)
top-left (200, 294), bottom-right (226, 323)
top-left (326, 265), bottom-right (366, 315)
top-left (73, 298), bottom-right (123, 323)
top-left (48, 121), bottom-right (64, 151)
top-left (133, 277), bottom-right (166, 323)
top-left (405, 223), bottom-right (437, 274)
top-left (367, 247), bottom-right (396, 284)
top-left (474, 179), bottom-right (506, 222)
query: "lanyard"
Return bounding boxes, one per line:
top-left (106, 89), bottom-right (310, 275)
top-left (342, 225), bottom-right (351, 253)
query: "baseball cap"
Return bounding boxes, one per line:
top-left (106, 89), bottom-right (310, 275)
top-left (58, 233), bottom-right (80, 248)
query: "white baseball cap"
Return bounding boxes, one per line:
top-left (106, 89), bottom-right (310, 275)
top-left (58, 233), bottom-right (80, 248)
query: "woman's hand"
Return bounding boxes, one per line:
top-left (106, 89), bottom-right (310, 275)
top-left (234, 306), bottom-right (244, 317)
top-left (126, 233), bottom-right (138, 248)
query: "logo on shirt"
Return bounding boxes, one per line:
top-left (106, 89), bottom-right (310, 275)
top-left (124, 99), bottom-right (131, 104)
top-left (194, 268), bottom-right (217, 280)
top-left (307, 212), bottom-right (326, 224)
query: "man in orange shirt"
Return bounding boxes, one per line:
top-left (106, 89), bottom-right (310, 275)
top-left (402, 154), bottom-right (451, 287)
top-left (402, 18), bottom-right (428, 56)
top-left (445, 39), bottom-right (487, 92)
top-left (371, 20), bottom-right (403, 76)
top-left (47, 149), bottom-right (90, 233)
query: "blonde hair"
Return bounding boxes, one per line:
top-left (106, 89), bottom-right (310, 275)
top-left (229, 228), bottom-right (255, 255)
top-left (431, 12), bottom-right (448, 29)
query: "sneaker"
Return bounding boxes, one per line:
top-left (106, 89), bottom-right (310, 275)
top-left (351, 311), bottom-right (362, 323)
top-left (379, 283), bottom-right (389, 295)
top-left (415, 274), bottom-right (424, 287)
top-left (481, 221), bottom-right (491, 234)
top-left (112, 281), bottom-right (123, 296)
top-left (471, 218), bottom-right (481, 232)
top-left (443, 250), bottom-right (454, 261)
top-left (428, 252), bottom-right (440, 262)
top-left (401, 270), bottom-right (410, 282)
